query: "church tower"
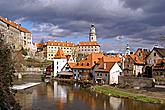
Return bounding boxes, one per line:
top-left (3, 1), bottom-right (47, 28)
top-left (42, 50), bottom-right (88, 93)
top-left (125, 44), bottom-right (131, 55)
top-left (89, 24), bottom-right (97, 42)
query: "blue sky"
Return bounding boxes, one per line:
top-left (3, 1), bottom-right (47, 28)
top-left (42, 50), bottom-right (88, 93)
top-left (0, 0), bottom-right (165, 52)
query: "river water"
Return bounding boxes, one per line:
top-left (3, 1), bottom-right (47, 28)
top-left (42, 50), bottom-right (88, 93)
top-left (15, 81), bottom-right (165, 110)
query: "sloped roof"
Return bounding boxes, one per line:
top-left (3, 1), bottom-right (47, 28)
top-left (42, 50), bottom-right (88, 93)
top-left (35, 43), bottom-right (43, 48)
top-left (101, 56), bottom-right (122, 63)
top-left (153, 47), bottom-right (165, 58)
top-left (153, 59), bottom-right (165, 70)
top-left (95, 62), bottom-right (115, 72)
top-left (124, 54), bottom-right (144, 65)
top-left (0, 16), bottom-right (30, 33)
top-left (73, 53), bottom-right (103, 69)
top-left (134, 48), bottom-right (150, 62)
top-left (130, 54), bottom-right (143, 64)
top-left (68, 62), bottom-right (76, 68)
top-left (54, 49), bottom-right (66, 59)
top-left (78, 42), bottom-right (100, 46)
top-left (47, 41), bottom-right (75, 47)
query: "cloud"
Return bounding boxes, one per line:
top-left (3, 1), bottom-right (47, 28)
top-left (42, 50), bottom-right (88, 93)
top-left (0, 0), bottom-right (164, 51)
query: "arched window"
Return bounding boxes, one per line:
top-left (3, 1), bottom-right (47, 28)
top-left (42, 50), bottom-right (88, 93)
top-left (87, 63), bottom-right (89, 66)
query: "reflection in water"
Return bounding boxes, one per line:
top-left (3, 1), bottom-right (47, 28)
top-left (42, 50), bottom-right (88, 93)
top-left (15, 81), bottom-right (165, 110)
top-left (109, 97), bottom-right (121, 110)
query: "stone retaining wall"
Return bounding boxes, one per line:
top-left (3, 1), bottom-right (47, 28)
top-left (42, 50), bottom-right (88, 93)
top-left (118, 76), bottom-right (154, 88)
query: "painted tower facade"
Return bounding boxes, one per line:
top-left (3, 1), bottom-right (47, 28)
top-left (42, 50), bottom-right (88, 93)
top-left (89, 24), bottom-right (97, 42)
top-left (125, 44), bottom-right (131, 55)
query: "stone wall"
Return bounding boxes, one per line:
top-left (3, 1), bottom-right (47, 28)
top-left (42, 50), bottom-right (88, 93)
top-left (118, 76), bottom-right (154, 88)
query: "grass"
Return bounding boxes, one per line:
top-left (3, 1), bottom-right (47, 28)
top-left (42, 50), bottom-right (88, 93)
top-left (25, 58), bottom-right (52, 67)
top-left (92, 86), bottom-right (165, 104)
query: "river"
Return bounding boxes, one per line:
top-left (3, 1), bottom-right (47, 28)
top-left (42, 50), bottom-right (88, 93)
top-left (15, 81), bottom-right (165, 110)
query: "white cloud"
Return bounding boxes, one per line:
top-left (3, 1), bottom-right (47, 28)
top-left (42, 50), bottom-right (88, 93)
top-left (14, 17), bottom-right (27, 24)
top-left (31, 23), bottom-right (65, 36)
top-left (102, 0), bottom-right (143, 18)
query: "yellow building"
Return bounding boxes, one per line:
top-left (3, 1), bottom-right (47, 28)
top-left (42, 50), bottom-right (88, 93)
top-left (43, 41), bottom-right (76, 60)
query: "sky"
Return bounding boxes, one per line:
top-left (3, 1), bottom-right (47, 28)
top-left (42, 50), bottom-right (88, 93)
top-left (0, 0), bottom-right (165, 52)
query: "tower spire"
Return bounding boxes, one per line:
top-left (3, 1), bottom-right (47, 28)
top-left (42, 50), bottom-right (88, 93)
top-left (89, 24), bottom-right (97, 42)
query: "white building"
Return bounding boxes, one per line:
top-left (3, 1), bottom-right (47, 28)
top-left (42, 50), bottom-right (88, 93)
top-left (77, 42), bottom-right (100, 55)
top-left (53, 49), bottom-right (67, 77)
top-left (109, 63), bottom-right (122, 84)
top-left (77, 24), bottom-right (100, 55)
top-left (95, 57), bottom-right (122, 84)
top-left (0, 16), bottom-right (32, 51)
top-left (89, 24), bottom-right (97, 42)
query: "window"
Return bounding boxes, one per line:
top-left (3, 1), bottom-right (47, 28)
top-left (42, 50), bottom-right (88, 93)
top-left (57, 62), bottom-right (58, 65)
top-left (128, 58), bottom-right (130, 62)
top-left (57, 66), bottom-right (58, 69)
top-left (154, 53), bottom-right (156, 56)
top-left (87, 63), bottom-right (89, 66)
top-left (81, 63), bottom-right (83, 66)
top-left (100, 73), bottom-right (102, 76)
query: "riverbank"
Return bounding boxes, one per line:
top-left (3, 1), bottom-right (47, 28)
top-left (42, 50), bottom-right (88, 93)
top-left (54, 78), bottom-right (93, 88)
top-left (91, 86), bottom-right (165, 104)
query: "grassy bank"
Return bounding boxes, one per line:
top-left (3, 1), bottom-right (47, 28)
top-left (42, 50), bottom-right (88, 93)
top-left (91, 86), bottom-right (165, 104)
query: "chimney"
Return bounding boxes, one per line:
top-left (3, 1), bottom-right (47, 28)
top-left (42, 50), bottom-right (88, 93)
top-left (104, 63), bottom-right (106, 69)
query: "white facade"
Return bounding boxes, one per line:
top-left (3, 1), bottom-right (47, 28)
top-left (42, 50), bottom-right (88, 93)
top-left (0, 17), bottom-right (32, 51)
top-left (21, 32), bottom-right (32, 50)
top-left (133, 65), bottom-right (143, 76)
top-left (77, 45), bottom-right (100, 54)
top-left (146, 49), bottom-right (163, 65)
top-left (53, 58), bottom-right (67, 77)
top-left (89, 24), bottom-right (97, 42)
top-left (109, 63), bottom-right (122, 84)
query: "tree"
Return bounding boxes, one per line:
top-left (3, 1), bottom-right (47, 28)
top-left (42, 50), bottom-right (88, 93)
top-left (0, 33), bottom-right (21, 110)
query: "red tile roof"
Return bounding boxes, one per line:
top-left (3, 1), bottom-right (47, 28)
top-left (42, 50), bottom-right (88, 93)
top-left (73, 53), bottom-right (104, 69)
top-left (101, 56), bottom-right (122, 63)
top-left (95, 62), bottom-right (115, 72)
top-left (0, 16), bottom-right (30, 33)
top-left (68, 62), bottom-right (76, 68)
top-left (54, 49), bottom-right (66, 59)
top-left (124, 54), bottom-right (144, 64)
top-left (36, 43), bottom-right (43, 48)
top-left (78, 42), bottom-right (100, 46)
top-left (153, 59), bottom-right (165, 70)
top-left (47, 41), bottom-right (75, 47)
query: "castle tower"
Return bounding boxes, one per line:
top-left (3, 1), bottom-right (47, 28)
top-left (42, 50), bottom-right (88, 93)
top-left (89, 24), bottom-right (97, 42)
top-left (125, 44), bottom-right (131, 55)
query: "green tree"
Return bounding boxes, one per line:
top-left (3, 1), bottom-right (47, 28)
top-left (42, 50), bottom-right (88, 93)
top-left (0, 33), bottom-right (21, 110)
